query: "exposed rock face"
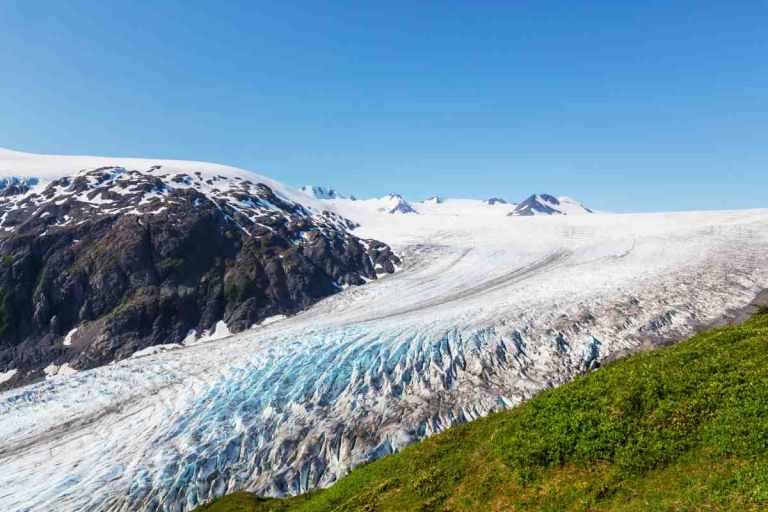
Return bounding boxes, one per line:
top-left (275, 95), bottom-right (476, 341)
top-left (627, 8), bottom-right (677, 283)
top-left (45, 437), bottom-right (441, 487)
top-left (0, 166), bottom-right (399, 387)
top-left (0, 177), bottom-right (39, 197)
top-left (510, 193), bottom-right (563, 215)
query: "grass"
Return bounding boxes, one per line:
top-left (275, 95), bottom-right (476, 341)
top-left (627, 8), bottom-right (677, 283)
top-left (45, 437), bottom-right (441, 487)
top-left (196, 310), bottom-right (768, 511)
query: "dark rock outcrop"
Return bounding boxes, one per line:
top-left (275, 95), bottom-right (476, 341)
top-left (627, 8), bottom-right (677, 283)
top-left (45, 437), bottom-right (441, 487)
top-left (509, 194), bottom-right (562, 216)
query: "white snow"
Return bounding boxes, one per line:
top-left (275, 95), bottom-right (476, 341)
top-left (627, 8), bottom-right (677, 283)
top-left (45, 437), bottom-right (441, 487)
top-left (258, 315), bottom-right (287, 327)
top-left (0, 369), bottom-right (16, 385)
top-left (43, 363), bottom-right (77, 379)
top-left (131, 344), bottom-right (184, 358)
top-left (343, 193), bottom-right (417, 214)
top-left (325, 196), bottom-right (519, 233)
top-left (199, 320), bottom-right (232, 342)
top-left (1, 149), bottom-right (768, 511)
top-left (509, 194), bottom-right (593, 216)
top-left (550, 195), bottom-right (593, 215)
top-left (63, 328), bottom-right (78, 347)
top-left (0, 147), bottom-right (325, 211)
top-left (183, 329), bottom-right (199, 344)
top-left (56, 364), bottom-right (78, 377)
top-left (42, 363), bottom-right (59, 378)
top-left (298, 185), bottom-right (349, 200)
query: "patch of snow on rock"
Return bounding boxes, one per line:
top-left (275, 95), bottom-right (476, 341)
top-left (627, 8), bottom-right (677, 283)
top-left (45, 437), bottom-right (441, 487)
top-left (0, 369), bottom-right (17, 385)
top-left (63, 328), bottom-right (78, 347)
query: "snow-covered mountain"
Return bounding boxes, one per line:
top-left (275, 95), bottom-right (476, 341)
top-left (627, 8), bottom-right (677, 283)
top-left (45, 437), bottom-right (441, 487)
top-left (2, 149), bottom-right (768, 512)
top-left (382, 193), bottom-right (417, 214)
top-left (509, 193), bottom-right (593, 216)
top-left (0, 148), bottom-right (399, 387)
top-left (0, 147), bottom-right (320, 208)
top-left (301, 187), bottom-right (593, 219)
top-left (344, 193), bottom-right (419, 215)
top-left (298, 184), bottom-right (354, 200)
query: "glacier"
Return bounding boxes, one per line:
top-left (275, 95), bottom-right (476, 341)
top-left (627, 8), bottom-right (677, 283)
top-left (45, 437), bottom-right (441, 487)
top-left (1, 188), bottom-right (768, 511)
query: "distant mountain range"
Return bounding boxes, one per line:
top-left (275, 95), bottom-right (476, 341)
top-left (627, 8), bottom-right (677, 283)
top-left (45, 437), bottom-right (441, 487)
top-left (298, 185), bottom-right (594, 216)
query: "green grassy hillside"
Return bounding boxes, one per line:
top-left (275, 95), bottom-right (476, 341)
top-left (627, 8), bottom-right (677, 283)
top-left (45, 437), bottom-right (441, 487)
top-left (197, 308), bottom-right (768, 511)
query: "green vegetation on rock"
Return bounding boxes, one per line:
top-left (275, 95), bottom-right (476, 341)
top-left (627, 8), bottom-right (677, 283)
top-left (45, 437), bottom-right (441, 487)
top-left (197, 311), bottom-right (768, 511)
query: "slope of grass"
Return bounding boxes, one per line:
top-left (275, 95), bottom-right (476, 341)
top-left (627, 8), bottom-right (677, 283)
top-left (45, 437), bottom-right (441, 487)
top-left (197, 309), bottom-right (768, 511)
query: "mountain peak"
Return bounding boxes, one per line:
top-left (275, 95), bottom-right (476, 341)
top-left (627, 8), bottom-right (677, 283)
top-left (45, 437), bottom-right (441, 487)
top-left (380, 193), bottom-right (417, 214)
top-left (508, 193), bottom-right (592, 216)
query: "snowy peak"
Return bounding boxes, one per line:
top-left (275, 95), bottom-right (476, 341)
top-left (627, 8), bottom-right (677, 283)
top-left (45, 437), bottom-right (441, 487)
top-left (485, 197), bottom-right (508, 205)
top-left (380, 193), bottom-right (417, 214)
top-left (510, 194), bottom-right (563, 216)
top-left (423, 196), bottom-right (443, 205)
top-left (555, 196), bottom-right (594, 215)
top-left (509, 194), bottom-right (592, 216)
top-left (0, 147), bottom-right (331, 211)
top-left (299, 185), bottom-right (353, 200)
top-left (0, 164), bottom-right (352, 234)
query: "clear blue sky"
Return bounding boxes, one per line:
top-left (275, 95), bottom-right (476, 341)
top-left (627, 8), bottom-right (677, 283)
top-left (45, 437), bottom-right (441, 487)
top-left (1, 1), bottom-right (766, 212)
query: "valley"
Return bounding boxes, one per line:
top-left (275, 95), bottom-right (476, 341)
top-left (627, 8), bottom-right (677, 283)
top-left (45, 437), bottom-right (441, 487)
top-left (1, 150), bottom-right (767, 511)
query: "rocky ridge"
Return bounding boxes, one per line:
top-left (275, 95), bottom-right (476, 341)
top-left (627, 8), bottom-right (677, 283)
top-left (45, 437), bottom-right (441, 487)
top-left (379, 193), bottom-right (417, 214)
top-left (509, 193), bottom-right (593, 216)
